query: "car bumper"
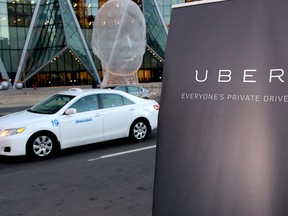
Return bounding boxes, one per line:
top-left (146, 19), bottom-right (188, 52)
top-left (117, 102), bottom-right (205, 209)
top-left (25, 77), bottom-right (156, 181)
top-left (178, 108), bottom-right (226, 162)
top-left (150, 120), bottom-right (158, 131)
top-left (0, 134), bottom-right (29, 156)
top-left (149, 111), bottom-right (158, 131)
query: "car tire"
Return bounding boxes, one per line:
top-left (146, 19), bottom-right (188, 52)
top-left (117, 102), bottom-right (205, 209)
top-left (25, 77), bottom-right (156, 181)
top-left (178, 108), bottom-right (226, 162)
top-left (130, 119), bottom-right (149, 141)
top-left (27, 132), bottom-right (59, 159)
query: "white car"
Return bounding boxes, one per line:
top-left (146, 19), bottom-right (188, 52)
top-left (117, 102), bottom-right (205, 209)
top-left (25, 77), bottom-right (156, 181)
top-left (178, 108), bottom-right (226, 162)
top-left (0, 88), bottom-right (159, 159)
top-left (103, 85), bottom-right (151, 98)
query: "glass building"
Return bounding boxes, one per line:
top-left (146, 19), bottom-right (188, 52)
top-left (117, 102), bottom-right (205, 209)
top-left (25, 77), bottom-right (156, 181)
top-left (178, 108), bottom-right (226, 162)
top-left (0, 0), bottom-right (168, 87)
top-left (157, 0), bottom-right (201, 27)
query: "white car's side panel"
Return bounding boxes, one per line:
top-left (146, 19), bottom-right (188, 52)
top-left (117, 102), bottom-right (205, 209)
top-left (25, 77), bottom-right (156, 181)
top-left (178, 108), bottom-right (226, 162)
top-left (58, 110), bottom-right (104, 148)
top-left (102, 104), bottom-right (138, 140)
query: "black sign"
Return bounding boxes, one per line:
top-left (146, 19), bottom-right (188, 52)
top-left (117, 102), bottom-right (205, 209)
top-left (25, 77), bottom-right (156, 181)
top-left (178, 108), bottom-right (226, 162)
top-left (153, 0), bottom-right (288, 215)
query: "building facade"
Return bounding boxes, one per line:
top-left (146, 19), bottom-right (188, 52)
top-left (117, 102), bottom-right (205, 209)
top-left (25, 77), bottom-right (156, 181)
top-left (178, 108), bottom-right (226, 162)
top-left (0, 0), bottom-right (168, 87)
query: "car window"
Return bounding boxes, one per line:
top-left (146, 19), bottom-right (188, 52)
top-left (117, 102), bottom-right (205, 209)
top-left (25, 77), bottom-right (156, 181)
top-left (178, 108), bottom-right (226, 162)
top-left (115, 86), bottom-right (127, 92)
top-left (127, 86), bottom-right (141, 93)
top-left (69, 94), bottom-right (99, 113)
top-left (100, 93), bottom-right (134, 108)
top-left (123, 97), bottom-right (134, 105)
top-left (28, 94), bottom-right (75, 114)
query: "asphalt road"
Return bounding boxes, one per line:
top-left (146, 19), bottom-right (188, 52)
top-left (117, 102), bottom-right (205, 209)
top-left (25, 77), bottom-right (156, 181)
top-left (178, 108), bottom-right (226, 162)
top-left (0, 106), bottom-right (32, 117)
top-left (0, 107), bottom-right (157, 216)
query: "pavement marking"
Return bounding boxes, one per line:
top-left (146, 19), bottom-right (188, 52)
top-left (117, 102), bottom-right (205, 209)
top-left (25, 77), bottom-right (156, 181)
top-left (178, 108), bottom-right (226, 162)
top-left (87, 145), bottom-right (156, 162)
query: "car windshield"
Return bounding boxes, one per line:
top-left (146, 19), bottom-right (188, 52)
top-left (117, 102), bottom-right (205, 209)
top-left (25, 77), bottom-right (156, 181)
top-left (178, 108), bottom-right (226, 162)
top-left (27, 94), bottom-right (75, 114)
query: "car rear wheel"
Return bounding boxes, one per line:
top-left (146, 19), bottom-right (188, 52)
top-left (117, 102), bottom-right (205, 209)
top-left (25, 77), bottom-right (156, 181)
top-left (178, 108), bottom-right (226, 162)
top-left (27, 132), bottom-right (58, 159)
top-left (130, 120), bottom-right (149, 141)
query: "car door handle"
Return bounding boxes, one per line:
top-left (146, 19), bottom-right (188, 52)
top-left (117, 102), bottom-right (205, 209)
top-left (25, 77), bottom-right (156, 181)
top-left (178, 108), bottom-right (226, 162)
top-left (129, 107), bottom-right (136, 111)
top-left (94, 113), bottom-right (101, 117)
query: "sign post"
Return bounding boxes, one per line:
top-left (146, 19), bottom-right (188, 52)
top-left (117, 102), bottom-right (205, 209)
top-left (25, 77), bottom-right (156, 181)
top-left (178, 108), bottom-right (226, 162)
top-left (153, 0), bottom-right (288, 215)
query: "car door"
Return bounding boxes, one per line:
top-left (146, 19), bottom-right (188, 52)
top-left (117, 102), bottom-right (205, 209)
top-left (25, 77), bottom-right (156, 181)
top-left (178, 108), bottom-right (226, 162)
top-left (99, 93), bottom-right (137, 140)
top-left (58, 94), bottom-right (104, 148)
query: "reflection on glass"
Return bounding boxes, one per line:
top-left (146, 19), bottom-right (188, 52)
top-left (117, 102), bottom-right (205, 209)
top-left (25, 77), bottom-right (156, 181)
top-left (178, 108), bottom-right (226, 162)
top-left (143, 0), bottom-right (167, 59)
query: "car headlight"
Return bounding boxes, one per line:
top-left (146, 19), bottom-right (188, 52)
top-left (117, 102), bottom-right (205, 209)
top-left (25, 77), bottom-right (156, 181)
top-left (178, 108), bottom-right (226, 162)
top-left (0, 128), bottom-right (26, 137)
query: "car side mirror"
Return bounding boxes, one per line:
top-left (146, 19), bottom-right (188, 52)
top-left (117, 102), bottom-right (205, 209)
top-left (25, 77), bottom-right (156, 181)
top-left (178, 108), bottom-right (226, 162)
top-left (65, 108), bottom-right (77, 115)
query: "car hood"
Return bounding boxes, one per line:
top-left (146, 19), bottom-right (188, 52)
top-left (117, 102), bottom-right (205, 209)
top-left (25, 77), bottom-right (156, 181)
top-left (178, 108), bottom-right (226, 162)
top-left (0, 110), bottom-right (51, 129)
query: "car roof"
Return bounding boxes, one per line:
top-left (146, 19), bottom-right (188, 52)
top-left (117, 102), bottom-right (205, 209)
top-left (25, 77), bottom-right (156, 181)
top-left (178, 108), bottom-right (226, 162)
top-left (103, 84), bottom-right (144, 89)
top-left (55, 88), bottom-right (144, 101)
top-left (55, 88), bottom-right (120, 96)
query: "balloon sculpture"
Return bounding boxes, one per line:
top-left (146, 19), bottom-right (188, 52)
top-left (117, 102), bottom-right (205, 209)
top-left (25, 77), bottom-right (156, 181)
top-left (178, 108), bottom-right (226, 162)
top-left (92, 0), bottom-right (146, 87)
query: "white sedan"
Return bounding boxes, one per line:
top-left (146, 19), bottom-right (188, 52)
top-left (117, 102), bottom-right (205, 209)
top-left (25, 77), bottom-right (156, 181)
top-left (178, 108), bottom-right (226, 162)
top-left (0, 88), bottom-right (159, 159)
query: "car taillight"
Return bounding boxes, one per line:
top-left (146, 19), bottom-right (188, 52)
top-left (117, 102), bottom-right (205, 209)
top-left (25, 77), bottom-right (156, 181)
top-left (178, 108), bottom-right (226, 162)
top-left (153, 104), bottom-right (160, 110)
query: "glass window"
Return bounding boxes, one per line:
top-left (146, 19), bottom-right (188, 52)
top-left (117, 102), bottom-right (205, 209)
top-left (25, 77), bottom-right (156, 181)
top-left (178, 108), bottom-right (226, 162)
top-left (17, 27), bottom-right (25, 48)
top-left (127, 86), bottom-right (141, 93)
top-left (151, 56), bottom-right (158, 68)
top-left (24, 4), bottom-right (32, 15)
top-left (50, 57), bottom-right (58, 71)
top-left (86, 0), bottom-right (98, 8)
top-left (100, 93), bottom-right (130, 109)
top-left (16, 4), bottom-right (23, 13)
top-left (7, 4), bottom-right (15, 14)
top-left (91, 7), bottom-right (97, 16)
top-left (2, 50), bottom-right (12, 72)
top-left (9, 27), bottom-right (18, 49)
top-left (164, 5), bottom-right (171, 16)
top-left (28, 94), bottom-right (75, 114)
top-left (143, 52), bottom-right (151, 68)
top-left (115, 86), bottom-right (127, 92)
top-left (0, 3), bottom-right (7, 14)
top-left (70, 94), bottom-right (99, 113)
top-left (57, 54), bottom-right (65, 71)
top-left (0, 26), bottom-right (9, 49)
top-left (65, 53), bottom-right (73, 71)
top-left (123, 97), bottom-right (134, 105)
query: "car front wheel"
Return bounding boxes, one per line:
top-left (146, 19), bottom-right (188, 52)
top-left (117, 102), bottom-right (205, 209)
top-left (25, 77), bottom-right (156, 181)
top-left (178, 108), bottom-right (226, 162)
top-left (130, 120), bottom-right (149, 141)
top-left (27, 132), bottom-right (58, 159)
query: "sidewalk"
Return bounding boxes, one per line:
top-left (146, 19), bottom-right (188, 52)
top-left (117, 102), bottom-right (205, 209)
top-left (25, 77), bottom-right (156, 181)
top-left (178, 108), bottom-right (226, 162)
top-left (0, 83), bottom-right (162, 108)
top-left (0, 86), bottom-right (91, 108)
